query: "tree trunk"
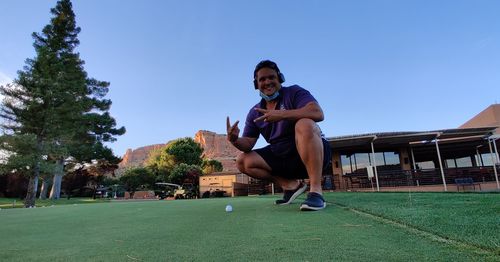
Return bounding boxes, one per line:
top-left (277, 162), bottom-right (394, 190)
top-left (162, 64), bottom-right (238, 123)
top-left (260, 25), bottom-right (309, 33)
top-left (24, 157), bottom-right (41, 208)
top-left (49, 159), bottom-right (64, 200)
top-left (24, 137), bottom-right (43, 208)
top-left (39, 178), bottom-right (50, 200)
top-left (92, 186), bottom-right (97, 199)
top-left (33, 175), bottom-right (39, 197)
top-left (49, 174), bottom-right (62, 200)
top-left (24, 175), bottom-right (38, 207)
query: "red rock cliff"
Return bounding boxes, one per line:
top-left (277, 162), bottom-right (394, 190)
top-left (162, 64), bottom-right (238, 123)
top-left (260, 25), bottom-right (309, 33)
top-left (117, 144), bottom-right (165, 171)
top-left (194, 130), bottom-right (241, 171)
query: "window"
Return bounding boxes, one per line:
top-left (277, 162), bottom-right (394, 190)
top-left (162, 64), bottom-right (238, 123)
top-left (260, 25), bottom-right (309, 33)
top-left (455, 157), bottom-right (472, 168)
top-left (354, 153), bottom-right (370, 172)
top-left (446, 157), bottom-right (473, 168)
top-left (340, 155), bottom-right (352, 175)
top-left (340, 151), bottom-right (401, 175)
top-left (478, 153), bottom-right (495, 166)
top-left (384, 152), bottom-right (400, 165)
top-left (374, 152), bottom-right (384, 166)
top-left (446, 159), bottom-right (456, 168)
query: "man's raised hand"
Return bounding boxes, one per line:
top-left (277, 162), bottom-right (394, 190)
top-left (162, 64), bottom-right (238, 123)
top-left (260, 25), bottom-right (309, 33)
top-left (226, 117), bottom-right (240, 143)
top-left (253, 108), bottom-right (283, 123)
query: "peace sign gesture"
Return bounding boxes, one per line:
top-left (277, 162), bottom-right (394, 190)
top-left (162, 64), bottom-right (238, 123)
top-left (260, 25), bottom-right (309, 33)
top-left (226, 117), bottom-right (240, 143)
top-left (253, 107), bottom-right (284, 123)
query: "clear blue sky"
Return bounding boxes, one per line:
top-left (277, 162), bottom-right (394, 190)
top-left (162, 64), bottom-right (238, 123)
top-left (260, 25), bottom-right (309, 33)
top-left (1, 0), bottom-right (499, 157)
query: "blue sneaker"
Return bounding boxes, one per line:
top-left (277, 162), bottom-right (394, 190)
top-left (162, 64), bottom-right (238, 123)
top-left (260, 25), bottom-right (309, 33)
top-left (300, 192), bottom-right (326, 211)
top-left (275, 181), bottom-right (307, 205)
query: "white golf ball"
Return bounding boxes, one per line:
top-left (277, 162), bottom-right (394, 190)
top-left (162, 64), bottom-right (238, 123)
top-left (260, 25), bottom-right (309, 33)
top-left (225, 205), bottom-right (233, 212)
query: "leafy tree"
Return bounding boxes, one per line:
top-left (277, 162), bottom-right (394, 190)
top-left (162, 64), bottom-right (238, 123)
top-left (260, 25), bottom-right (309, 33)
top-left (169, 163), bottom-right (202, 185)
top-left (165, 138), bottom-right (203, 166)
top-left (0, 134), bottom-right (53, 199)
top-left (53, 142), bottom-right (122, 200)
top-left (0, 134), bottom-right (56, 206)
top-left (201, 159), bottom-right (223, 175)
top-left (145, 137), bottom-right (204, 183)
top-left (61, 153), bottom-right (119, 199)
top-left (119, 167), bottom-right (155, 199)
top-left (61, 167), bottom-right (89, 199)
top-left (0, 134), bottom-right (54, 176)
top-left (145, 146), bottom-right (175, 182)
top-left (101, 176), bottom-right (120, 187)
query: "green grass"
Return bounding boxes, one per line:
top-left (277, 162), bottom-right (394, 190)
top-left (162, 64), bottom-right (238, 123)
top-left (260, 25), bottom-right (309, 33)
top-left (0, 193), bottom-right (498, 261)
top-left (331, 192), bottom-right (500, 254)
top-left (0, 197), bottom-right (110, 209)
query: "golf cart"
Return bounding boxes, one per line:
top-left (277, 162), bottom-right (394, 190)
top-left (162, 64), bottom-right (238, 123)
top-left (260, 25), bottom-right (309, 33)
top-left (155, 182), bottom-right (197, 200)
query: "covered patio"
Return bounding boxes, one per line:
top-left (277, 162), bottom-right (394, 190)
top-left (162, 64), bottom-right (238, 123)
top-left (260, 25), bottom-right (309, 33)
top-left (326, 127), bottom-right (500, 192)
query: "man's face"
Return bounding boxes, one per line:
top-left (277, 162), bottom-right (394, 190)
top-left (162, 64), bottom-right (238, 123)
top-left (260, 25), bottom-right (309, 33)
top-left (256, 67), bottom-right (281, 96)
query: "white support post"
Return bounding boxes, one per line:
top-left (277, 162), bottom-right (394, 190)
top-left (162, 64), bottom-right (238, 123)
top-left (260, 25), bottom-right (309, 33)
top-left (435, 139), bottom-right (447, 191)
top-left (410, 146), bottom-right (420, 186)
top-left (371, 141), bottom-right (380, 192)
top-left (492, 138), bottom-right (500, 163)
top-left (410, 147), bottom-right (417, 170)
top-left (488, 138), bottom-right (500, 189)
top-left (476, 148), bottom-right (481, 167)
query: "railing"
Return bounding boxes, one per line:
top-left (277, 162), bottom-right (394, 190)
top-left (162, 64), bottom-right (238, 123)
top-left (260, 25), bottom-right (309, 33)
top-left (413, 166), bottom-right (498, 186)
top-left (343, 166), bottom-right (499, 189)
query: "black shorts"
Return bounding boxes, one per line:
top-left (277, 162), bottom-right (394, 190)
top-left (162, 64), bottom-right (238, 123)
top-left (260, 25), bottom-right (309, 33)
top-left (254, 138), bottom-right (331, 179)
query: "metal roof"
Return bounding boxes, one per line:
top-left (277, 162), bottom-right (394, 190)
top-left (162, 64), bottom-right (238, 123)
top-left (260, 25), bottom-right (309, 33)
top-left (326, 127), bottom-right (497, 151)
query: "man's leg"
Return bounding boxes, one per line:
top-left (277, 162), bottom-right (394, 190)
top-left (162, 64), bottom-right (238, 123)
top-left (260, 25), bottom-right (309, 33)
top-left (236, 152), bottom-right (300, 190)
top-left (294, 118), bottom-right (324, 194)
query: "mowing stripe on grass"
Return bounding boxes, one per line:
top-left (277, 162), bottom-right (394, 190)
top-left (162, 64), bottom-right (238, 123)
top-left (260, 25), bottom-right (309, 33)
top-left (334, 202), bottom-right (496, 257)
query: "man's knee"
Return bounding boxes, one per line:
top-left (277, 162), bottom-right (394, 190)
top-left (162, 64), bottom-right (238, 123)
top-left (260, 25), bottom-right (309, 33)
top-left (236, 152), bottom-right (271, 175)
top-left (235, 153), bottom-right (247, 173)
top-left (295, 118), bottom-right (320, 138)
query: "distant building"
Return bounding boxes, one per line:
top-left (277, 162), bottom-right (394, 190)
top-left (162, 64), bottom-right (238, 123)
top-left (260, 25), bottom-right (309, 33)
top-left (199, 172), bottom-right (249, 197)
top-left (326, 104), bottom-right (500, 192)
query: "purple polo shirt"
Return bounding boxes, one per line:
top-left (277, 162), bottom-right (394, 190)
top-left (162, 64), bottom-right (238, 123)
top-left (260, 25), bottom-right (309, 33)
top-left (242, 85), bottom-right (317, 157)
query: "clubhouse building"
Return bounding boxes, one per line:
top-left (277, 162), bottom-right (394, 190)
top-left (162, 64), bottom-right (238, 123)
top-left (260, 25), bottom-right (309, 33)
top-left (327, 104), bottom-right (500, 192)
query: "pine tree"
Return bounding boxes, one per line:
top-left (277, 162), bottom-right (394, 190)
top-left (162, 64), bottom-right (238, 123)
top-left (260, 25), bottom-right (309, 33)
top-left (0, 0), bottom-right (124, 206)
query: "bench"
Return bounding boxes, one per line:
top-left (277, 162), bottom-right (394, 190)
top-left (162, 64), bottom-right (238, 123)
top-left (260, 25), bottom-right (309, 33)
top-left (454, 178), bottom-right (481, 192)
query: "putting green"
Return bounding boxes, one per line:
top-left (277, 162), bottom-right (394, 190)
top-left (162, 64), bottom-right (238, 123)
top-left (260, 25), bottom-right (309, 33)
top-left (0, 194), bottom-right (497, 261)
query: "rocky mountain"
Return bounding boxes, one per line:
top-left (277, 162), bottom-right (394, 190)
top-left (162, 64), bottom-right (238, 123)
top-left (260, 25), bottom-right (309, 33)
top-left (117, 130), bottom-right (240, 174)
top-left (194, 130), bottom-right (241, 171)
top-left (117, 144), bottom-right (166, 170)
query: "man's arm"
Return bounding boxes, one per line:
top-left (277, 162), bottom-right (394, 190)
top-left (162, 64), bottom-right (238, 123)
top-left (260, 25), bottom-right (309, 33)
top-left (230, 136), bottom-right (258, 152)
top-left (226, 116), bottom-right (258, 152)
top-left (253, 101), bottom-right (324, 123)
